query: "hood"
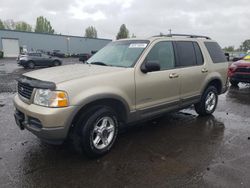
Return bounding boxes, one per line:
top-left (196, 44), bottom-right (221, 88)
top-left (23, 64), bottom-right (126, 84)
top-left (234, 60), bottom-right (250, 67)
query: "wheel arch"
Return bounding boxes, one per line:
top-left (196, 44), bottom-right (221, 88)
top-left (70, 96), bottom-right (130, 130)
top-left (202, 77), bottom-right (223, 94)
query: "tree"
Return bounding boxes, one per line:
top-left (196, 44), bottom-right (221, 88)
top-left (223, 46), bottom-right (235, 52)
top-left (239, 39), bottom-right (250, 52)
top-left (35, 16), bottom-right (55, 34)
top-left (3, 19), bottom-right (16, 30)
top-left (0, 19), bottom-right (4, 29)
top-left (116, 24), bottom-right (129, 40)
top-left (15, 22), bottom-right (32, 32)
top-left (84, 26), bottom-right (97, 38)
top-left (131, 33), bottom-right (136, 38)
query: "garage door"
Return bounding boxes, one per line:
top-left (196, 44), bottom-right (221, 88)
top-left (2, 38), bottom-right (20, 58)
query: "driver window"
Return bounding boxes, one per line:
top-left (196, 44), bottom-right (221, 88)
top-left (146, 41), bottom-right (175, 70)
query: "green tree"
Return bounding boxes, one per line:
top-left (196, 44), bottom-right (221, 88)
top-left (35, 16), bottom-right (55, 34)
top-left (239, 39), bottom-right (250, 52)
top-left (131, 33), bottom-right (136, 38)
top-left (0, 19), bottom-right (4, 29)
top-left (84, 26), bottom-right (97, 38)
top-left (3, 19), bottom-right (16, 30)
top-left (223, 46), bottom-right (235, 52)
top-left (116, 24), bottom-right (129, 40)
top-left (15, 22), bottom-right (32, 32)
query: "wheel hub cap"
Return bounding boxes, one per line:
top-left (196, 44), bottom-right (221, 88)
top-left (205, 91), bottom-right (216, 112)
top-left (92, 117), bottom-right (115, 150)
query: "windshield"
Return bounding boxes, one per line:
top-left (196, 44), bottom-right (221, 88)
top-left (87, 40), bottom-right (149, 67)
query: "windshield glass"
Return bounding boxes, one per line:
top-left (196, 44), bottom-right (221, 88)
top-left (87, 40), bottom-right (149, 67)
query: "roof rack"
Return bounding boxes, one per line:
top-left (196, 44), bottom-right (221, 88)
top-left (153, 34), bottom-right (211, 40)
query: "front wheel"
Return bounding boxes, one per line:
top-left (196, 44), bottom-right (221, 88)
top-left (195, 86), bottom-right (218, 116)
top-left (53, 60), bottom-right (61, 66)
top-left (27, 61), bottom-right (35, 69)
top-left (72, 106), bottom-right (119, 158)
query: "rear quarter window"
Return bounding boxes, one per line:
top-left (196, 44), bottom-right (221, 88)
top-left (204, 42), bottom-right (227, 63)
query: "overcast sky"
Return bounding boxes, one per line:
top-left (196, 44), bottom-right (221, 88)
top-left (0, 0), bottom-right (249, 47)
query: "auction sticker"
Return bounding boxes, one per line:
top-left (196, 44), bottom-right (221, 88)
top-left (129, 43), bottom-right (147, 48)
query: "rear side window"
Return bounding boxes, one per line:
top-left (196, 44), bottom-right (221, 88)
top-left (193, 42), bottom-right (204, 65)
top-left (175, 41), bottom-right (196, 67)
top-left (204, 42), bottom-right (227, 63)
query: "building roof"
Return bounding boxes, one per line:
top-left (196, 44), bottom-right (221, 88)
top-left (0, 29), bottom-right (112, 41)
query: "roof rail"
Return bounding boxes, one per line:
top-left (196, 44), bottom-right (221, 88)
top-left (153, 34), bottom-right (211, 40)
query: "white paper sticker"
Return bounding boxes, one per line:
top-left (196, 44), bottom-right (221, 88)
top-left (129, 43), bottom-right (147, 48)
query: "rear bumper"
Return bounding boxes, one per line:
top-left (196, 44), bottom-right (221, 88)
top-left (13, 94), bottom-right (77, 144)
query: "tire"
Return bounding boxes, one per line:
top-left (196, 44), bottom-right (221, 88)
top-left (71, 106), bottom-right (119, 158)
top-left (194, 86), bottom-right (218, 116)
top-left (27, 61), bottom-right (35, 69)
top-left (53, 60), bottom-right (61, 66)
top-left (230, 80), bottom-right (239, 87)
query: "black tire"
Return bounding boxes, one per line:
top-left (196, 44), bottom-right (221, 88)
top-left (194, 86), bottom-right (218, 116)
top-left (27, 61), bottom-right (35, 69)
top-left (71, 106), bottom-right (119, 158)
top-left (53, 60), bottom-right (61, 66)
top-left (230, 80), bottom-right (239, 87)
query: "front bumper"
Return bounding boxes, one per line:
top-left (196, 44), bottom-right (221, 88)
top-left (230, 73), bottom-right (250, 83)
top-left (13, 94), bottom-right (77, 144)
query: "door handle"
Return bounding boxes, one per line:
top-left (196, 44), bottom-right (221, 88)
top-left (201, 68), bottom-right (208, 73)
top-left (169, 73), bottom-right (179, 79)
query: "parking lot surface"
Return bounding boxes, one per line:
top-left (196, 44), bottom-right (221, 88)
top-left (0, 58), bottom-right (250, 188)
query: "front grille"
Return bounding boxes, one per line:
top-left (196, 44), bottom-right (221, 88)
top-left (235, 67), bottom-right (250, 73)
top-left (18, 82), bottom-right (34, 100)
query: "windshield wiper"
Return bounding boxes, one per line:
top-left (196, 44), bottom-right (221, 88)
top-left (89, 62), bottom-right (108, 66)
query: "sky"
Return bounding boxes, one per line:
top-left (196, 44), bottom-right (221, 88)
top-left (0, 0), bottom-right (249, 48)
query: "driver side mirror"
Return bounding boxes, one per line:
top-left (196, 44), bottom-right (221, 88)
top-left (141, 60), bottom-right (161, 73)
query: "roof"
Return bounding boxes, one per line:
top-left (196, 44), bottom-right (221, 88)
top-left (0, 29), bottom-right (112, 41)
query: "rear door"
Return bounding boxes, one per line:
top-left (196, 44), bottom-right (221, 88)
top-left (174, 41), bottom-right (207, 105)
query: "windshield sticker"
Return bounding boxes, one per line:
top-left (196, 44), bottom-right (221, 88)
top-left (129, 43), bottom-right (147, 48)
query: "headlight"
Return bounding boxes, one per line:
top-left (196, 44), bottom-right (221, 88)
top-left (34, 89), bottom-right (69, 107)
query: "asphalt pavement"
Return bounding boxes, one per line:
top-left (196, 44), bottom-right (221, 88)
top-left (0, 58), bottom-right (250, 188)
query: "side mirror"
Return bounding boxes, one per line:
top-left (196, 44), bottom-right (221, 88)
top-left (141, 60), bottom-right (160, 73)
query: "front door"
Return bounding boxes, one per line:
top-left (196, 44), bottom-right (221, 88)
top-left (135, 41), bottom-right (180, 117)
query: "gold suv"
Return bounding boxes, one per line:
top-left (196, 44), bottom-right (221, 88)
top-left (14, 34), bottom-right (229, 157)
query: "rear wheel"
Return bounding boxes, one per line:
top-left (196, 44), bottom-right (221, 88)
top-left (71, 106), bottom-right (119, 158)
top-left (230, 80), bottom-right (239, 87)
top-left (195, 86), bottom-right (218, 116)
top-left (27, 61), bottom-right (35, 69)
